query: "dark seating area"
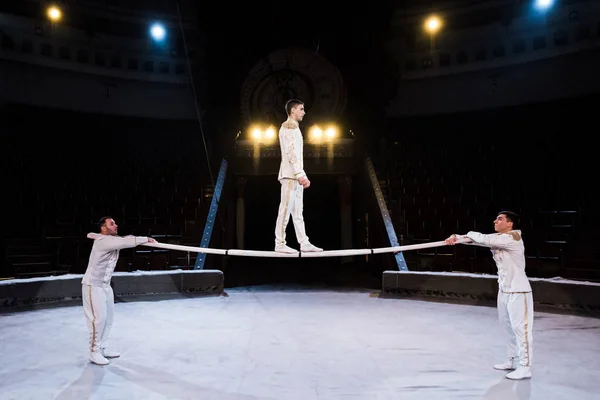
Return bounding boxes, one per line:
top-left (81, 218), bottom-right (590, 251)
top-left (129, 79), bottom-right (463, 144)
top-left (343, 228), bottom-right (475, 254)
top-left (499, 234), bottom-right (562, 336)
top-left (2, 105), bottom-right (214, 278)
top-left (379, 94), bottom-right (596, 280)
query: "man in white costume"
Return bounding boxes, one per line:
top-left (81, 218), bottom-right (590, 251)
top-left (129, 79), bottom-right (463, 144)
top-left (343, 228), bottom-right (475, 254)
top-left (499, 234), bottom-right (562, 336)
top-left (83, 216), bottom-right (156, 365)
top-left (274, 99), bottom-right (323, 254)
top-left (446, 211), bottom-right (533, 380)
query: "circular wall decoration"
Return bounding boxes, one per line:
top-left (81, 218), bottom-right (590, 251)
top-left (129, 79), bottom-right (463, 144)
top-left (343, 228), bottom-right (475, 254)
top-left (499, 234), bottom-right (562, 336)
top-left (240, 47), bottom-right (347, 126)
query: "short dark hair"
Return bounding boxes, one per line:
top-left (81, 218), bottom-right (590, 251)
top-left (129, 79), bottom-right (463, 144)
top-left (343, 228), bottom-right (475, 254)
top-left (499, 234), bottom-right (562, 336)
top-left (285, 99), bottom-right (303, 116)
top-left (498, 211), bottom-right (519, 228)
top-left (98, 216), bottom-right (112, 232)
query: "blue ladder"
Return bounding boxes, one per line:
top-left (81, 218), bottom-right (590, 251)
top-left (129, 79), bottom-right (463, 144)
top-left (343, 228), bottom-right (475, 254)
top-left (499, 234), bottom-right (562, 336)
top-left (365, 158), bottom-right (408, 271)
top-left (194, 158), bottom-right (228, 270)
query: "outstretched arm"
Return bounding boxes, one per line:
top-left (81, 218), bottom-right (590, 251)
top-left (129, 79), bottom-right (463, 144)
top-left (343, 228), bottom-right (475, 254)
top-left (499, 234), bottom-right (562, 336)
top-left (445, 234), bottom-right (474, 246)
top-left (445, 233), bottom-right (492, 247)
top-left (446, 232), bottom-right (513, 249)
top-left (464, 231), bottom-right (515, 249)
top-left (87, 232), bottom-right (156, 251)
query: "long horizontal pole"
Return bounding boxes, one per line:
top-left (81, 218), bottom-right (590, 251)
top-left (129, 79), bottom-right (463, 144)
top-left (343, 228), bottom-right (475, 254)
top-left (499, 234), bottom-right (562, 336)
top-left (140, 238), bottom-right (472, 258)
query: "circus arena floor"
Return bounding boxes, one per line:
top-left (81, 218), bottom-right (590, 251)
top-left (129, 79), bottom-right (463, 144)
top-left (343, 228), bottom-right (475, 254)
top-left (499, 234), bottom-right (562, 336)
top-left (1, 286), bottom-right (599, 400)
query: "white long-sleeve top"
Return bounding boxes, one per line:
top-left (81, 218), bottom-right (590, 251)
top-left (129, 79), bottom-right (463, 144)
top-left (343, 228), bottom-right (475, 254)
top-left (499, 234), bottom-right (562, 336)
top-left (278, 118), bottom-right (307, 181)
top-left (82, 233), bottom-right (149, 286)
top-left (460, 229), bottom-right (532, 293)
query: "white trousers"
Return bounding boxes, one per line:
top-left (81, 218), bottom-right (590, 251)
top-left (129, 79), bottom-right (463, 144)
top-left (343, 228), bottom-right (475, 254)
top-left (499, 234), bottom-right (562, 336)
top-left (498, 290), bottom-right (534, 367)
top-left (82, 284), bottom-right (114, 354)
top-left (274, 178), bottom-right (309, 247)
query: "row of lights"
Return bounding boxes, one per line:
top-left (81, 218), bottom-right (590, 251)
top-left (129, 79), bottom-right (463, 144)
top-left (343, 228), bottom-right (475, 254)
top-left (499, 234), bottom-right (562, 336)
top-left (423, 0), bottom-right (555, 35)
top-left (308, 125), bottom-right (338, 143)
top-left (45, 1), bottom-right (555, 45)
top-left (251, 125), bottom-right (276, 141)
top-left (247, 124), bottom-right (340, 144)
top-left (44, 5), bottom-right (167, 41)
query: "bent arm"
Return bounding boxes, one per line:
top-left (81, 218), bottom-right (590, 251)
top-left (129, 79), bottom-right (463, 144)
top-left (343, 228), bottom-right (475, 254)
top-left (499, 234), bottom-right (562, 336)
top-left (281, 128), bottom-right (306, 179)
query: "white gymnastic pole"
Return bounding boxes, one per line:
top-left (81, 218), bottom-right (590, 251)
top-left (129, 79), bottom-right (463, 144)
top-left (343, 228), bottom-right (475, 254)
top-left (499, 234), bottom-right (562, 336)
top-left (139, 237), bottom-right (472, 257)
top-left (371, 238), bottom-right (472, 254)
top-left (227, 249), bottom-right (302, 258)
top-left (299, 248), bottom-right (373, 258)
top-left (143, 242), bottom-right (228, 255)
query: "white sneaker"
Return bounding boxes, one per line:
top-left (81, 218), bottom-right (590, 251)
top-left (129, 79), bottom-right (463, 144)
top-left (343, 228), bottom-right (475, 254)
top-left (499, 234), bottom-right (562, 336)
top-left (494, 357), bottom-right (518, 370)
top-left (89, 352), bottom-right (109, 365)
top-left (506, 366), bottom-right (531, 380)
top-left (101, 347), bottom-right (120, 358)
top-left (301, 243), bottom-right (323, 252)
top-left (275, 245), bottom-right (298, 254)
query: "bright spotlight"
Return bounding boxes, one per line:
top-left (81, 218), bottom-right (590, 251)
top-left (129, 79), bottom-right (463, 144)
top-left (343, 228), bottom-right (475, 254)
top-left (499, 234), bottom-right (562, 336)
top-left (47, 6), bottom-right (62, 22)
top-left (252, 128), bottom-right (262, 140)
top-left (150, 23), bottom-right (166, 41)
top-left (309, 126), bottom-right (323, 140)
top-left (534, 0), bottom-right (554, 11)
top-left (325, 127), bottom-right (337, 139)
top-left (265, 127), bottom-right (275, 139)
top-left (424, 15), bottom-right (442, 34)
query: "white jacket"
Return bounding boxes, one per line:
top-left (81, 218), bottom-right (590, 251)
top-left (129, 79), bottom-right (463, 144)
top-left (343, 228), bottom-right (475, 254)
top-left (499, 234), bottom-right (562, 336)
top-left (461, 230), bottom-right (532, 293)
top-left (277, 118), bottom-right (307, 181)
top-left (82, 233), bottom-right (149, 286)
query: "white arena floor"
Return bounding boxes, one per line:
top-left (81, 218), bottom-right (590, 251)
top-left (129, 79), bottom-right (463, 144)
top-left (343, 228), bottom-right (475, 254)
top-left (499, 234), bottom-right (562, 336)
top-left (1, 286), bottom-right (599, 400)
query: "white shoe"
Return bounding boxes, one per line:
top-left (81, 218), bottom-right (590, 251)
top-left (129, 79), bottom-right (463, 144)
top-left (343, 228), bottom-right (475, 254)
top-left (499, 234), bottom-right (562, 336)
top-left (300, 243), bottom-right (323, 252)
top-left (494, 357), bottom-right (518, 370)
top-left (275, 245), bottom-right (298, 254)
top-left (89, 352), bottom-right (109, 365)
top-left (506, 366), bottom-right (531, 380)
top-left (101, 347), bottom-right (120, 358)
